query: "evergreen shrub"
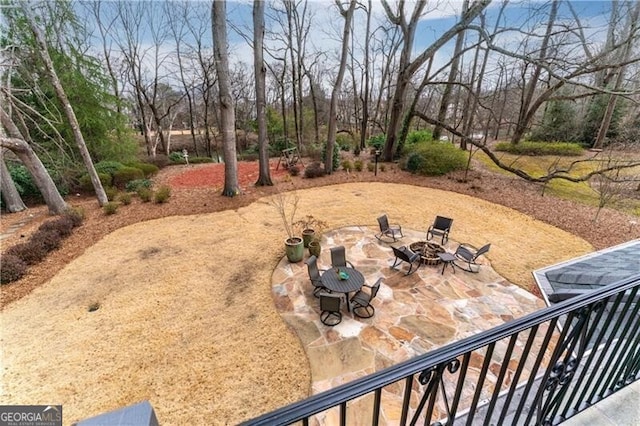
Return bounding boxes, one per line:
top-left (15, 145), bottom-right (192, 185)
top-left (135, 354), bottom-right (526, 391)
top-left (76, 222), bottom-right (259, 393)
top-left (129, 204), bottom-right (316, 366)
top-left (304, 162), bottom-right (326, 178)
top-left (79, 172), bottom-right (112, 191)
top-left (154, 186), bottom-right (171, 203)
top-left (341, 159), bottom-right (353, 172)
top-left (353, 160), bottom-right (364, 172)
top-left (495, 141), bottom-right (583, 156)
top-left (137, 187), bottom-right (153, 202)
top-left (401, 142), bottom-right (466, 176)
top-left (112, 167), bottom-right (144, 188)
top-left (103, 202), bottom-right (119, 215)
top-left (126, 179), bottom-right (152, 192)
top-left (118, 192), bottom-right (132, 205)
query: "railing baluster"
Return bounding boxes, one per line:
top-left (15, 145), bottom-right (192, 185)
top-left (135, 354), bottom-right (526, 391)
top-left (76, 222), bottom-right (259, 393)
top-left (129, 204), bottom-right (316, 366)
top-left (340, 401), bottom-right (346, 425)
top-left (400, 374), bottom-right (414, 426)
top-left (498, 325), bottom-right (539, 425)
top-left (465, 343), bottom-right (495, 426)
top-left (447, 353), bottom-right (470, 424)
top-left (483, 334), bottom-right (518, 425)
top-left (372, 388), bottom-right (381, 426)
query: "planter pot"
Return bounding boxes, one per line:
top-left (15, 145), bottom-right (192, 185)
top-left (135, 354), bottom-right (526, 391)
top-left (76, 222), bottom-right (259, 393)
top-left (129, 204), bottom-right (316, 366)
top-left (285, 237), bottom-right (304, 263)
top-left (308, 240), bottom-right (321, 257)
top-left (302, 229), bottom-right (316, 248)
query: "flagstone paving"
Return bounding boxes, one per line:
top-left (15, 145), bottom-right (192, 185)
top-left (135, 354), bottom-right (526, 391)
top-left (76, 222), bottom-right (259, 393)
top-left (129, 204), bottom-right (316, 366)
top-left (271, 226), bottom-right (549, 424)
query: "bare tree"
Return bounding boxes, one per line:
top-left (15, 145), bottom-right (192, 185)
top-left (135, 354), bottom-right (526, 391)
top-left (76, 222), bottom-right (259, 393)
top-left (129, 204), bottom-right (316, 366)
top-left (212, 0), bottom-right (240, 197)
top-left (0, 149), bottom-right (26, 213)
top-left (253, 0), bottom-right (273, 186)
top-left (325, 0), bottom-right (357, 174)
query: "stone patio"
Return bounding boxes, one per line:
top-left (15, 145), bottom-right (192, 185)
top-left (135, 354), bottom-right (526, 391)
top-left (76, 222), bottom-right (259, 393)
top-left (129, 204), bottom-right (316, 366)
top-left (271, 226), bottom-right (549, 424)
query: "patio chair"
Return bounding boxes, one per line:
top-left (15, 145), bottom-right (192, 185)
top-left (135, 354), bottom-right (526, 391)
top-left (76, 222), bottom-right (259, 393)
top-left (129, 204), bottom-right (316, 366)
top-left (391, 245), bottom-right (422, 275)
top-left (319, 293), bottom-right (342, 326)
top-left (453, 243), bottom-right (491, 273)
top-left (376, 215), bottom-right (404, 242)
top-left (351, 277), bottom-right (383, 318)
top-left (330, 246), bottom-right (354, 269)
top-left (426, 215), bottom-right (453, 245)
top-left (305, 255), bottom-right (329, 297)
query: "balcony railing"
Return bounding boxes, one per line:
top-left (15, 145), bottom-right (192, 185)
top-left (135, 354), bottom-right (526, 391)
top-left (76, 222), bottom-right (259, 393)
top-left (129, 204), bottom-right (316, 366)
top-left (243, 274), bottom-right (640, 425)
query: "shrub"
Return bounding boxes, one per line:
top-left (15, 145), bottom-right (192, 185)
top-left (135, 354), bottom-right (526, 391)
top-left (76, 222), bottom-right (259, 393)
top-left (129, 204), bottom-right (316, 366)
top-left (8, 164), bottom-right (40, 198)
top-left (322, 143), bottom-right (340, 171)
top-left (137, 187), bottom-right (153, 202)
top-left (169, 151), bottom-right (186, 163)
top-left (39, 216), bottom-right (74, 238)
top-left (367, 134), bottom-right (386, 151)
top-left (94, 161), bottom-right (125, 176)
top-left (380, 164), bottom-right (386, 172)
top-left (62, 207), bottom-right (85, 227)
top-left (126, 162), bottom-right (159, 177)
top-left (105, 186), bottom-right (119, 201)
top-left (119, 192), bottom-right (132, 205)
top-left (494, 141), bottom-right (583, 156)
top-left (239, 152), bottom-right (259, 162)
top-left (103, 202), bottom-right (119, 215)
top-left (79, 172), bottom-right (112, 191)
top-left (406, 130), bottom-right (433, 145)
top-left (304, 162), bottom-right (326, 179)
top-left (0, 254), bottom-right (27, 284)
top-left (189, 156), bottom-right (214, 164)
top-left (353, 159), bottom-right (364, 172)
top-left (6, 241), bottom-right (48, 265)
top-left (288, 165), bottom-right (300, 176)
top-left (31, 229), bottom-right (63, 251)
top-left (367, 162), bottom-right (375, 172)
top-left (112, 166), bottom-right (144, 188)
top-left (341, 159), bottom-right (353, 172)
top-left (126, 179), bottom-right (152, 192)
top-left (154, 186), bottom-right (171, 203)
top-left (336, 133), bottom-right (353, 152)
top-left (401, 142), bottom-right (467, 176)
top-left (145, 154), bottom-right (169, 169)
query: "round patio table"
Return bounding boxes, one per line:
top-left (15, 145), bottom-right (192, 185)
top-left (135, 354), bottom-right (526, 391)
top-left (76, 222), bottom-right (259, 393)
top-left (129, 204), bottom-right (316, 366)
top-left (322, 267), bottom-right (364, 311)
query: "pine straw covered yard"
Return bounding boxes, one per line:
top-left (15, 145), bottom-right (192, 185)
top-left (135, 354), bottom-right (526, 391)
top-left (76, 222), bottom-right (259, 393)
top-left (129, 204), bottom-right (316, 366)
top-left (1, 183), bottom-right (595, 424)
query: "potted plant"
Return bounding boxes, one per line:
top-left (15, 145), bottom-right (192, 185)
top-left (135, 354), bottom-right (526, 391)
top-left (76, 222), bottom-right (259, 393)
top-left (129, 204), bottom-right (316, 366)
top-left (296, 215), bottom-right (327, 248)
top-left (270, 192), bottom-right (304, 263)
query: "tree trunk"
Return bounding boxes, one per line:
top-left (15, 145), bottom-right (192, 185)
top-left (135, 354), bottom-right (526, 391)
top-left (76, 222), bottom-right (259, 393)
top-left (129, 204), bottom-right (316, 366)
top-left (359, 0), bottom-right (372, 151)
top-left (0, 150), bottom-right (27, 213)
top-left (253, 0), bottom-right (272, 186)
top-left (212, 1), bottom-right (240, 196)
top-left (22, 3), bottom-right (108, 206)
top-left (325, 0), bottom-right (356, 174)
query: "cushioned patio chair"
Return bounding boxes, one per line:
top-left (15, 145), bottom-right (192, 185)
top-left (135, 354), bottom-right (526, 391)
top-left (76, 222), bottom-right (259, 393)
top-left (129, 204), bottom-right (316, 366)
top-left (426, 215), bottom-right (453, 245)
top-left (376, 215), bottom-right (404, 242)
top-left (453, 243), bottom-right (491, 273)
top-left (305, 255), bottom-right (329, 297)
top-left (391, 245), bottom-right (422, 275)
top-left (351, 277), bottom-right (383, 318)
top-left (319, 293), bottom-right (342, 326)
top-left (330, 246), bottom-right (354, 269)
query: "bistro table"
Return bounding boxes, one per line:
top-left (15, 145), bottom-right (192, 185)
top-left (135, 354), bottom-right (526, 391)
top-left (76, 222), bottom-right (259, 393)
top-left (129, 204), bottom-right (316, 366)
top-left (438, 252), bottom-right (457, 275)
top-left (321, 267), bottom-right (365, 312)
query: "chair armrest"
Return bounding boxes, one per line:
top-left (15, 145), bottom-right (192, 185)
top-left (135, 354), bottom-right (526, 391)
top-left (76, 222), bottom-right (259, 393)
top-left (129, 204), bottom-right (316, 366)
top-left (458, 243), bottom-right (478, 251)
top-left (346, 260), bottom-right (355, 268)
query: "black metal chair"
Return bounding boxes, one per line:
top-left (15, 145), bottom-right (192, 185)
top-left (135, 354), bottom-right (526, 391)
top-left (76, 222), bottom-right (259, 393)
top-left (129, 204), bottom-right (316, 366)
top-left (453, 243), bottom-right (491, 272)
top-left (319, 293), bottom-right (342, 326)
top-left (330, 246), bottom-right (354, 269)
top-left (426, 215), bottom-right (453, 245)
top-left (305, 255), bottom-right (329, 297)
top-left (376, 215), bottom-right (403, 242)
top-left (351, 277), bottom-right (383, 319)
top-left (390, 246), bottom-right (422, 275)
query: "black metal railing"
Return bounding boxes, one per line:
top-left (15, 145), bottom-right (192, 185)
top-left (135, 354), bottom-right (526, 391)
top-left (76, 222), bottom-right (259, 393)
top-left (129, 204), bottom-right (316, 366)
top-left (242, 274), bottom-right (640, 426)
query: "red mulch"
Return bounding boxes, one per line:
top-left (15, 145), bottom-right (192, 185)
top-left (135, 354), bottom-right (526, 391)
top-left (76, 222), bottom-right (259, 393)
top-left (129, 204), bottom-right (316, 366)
top-left (169, 160), bottom-right (290, 188)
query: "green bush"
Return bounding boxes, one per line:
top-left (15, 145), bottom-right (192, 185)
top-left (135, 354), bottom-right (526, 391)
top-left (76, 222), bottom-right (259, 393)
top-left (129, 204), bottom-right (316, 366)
top-left (406, 130), bottom-right (433, 145)
top-left (137, 187), bottom-right (153, 202)
top-left (103, 202), bottom-right (119, 215)
top-left (353, 160), bottom-right (364, 172)
top-left (304, 162), bottom-right (326, 179)
top-left (144, 154), bottom-right (169, 169)
top-left (94, 161), bottom-right (125, 176)
top-left (30, 229), bottom-right (62, 252)
top-left (401, 142), bottom-right (467, 176)
top-left (78, 172), bottom-right (112, 191)
top-left (39, 216), bottom-right (74, 238)
top-left (367, 162), bottom-right (375, 172)
top-left (154, 186), bottom-right (171, 203)
top-left (336, 133), bottom-right (353, 152)
top-left (118, 192), bottom-right (132, 205)
top-left (494, 141), bottom-right (583, 156)
top-left (105, 186), bottom-right (119, 201)
top-left (6, 241), bottom-right (48, 265)
top-left (169, 151), bottom-right (186, 163)
top-left (112, 167), bottom-right (144, 188)
top-left (0, 254), bottom-right (27, 284)
top-left (126, 162), bottom-right (159, 177)
top-left (321, 143), bottom-right (340, 171)
top-left (189, 156), bottom-right (214, 164)
top-left (341, 159), bottom-right (353, 172)
top-left (7, 164), bottom-right (39, 198)
top-left (367, 134), bottom-right (386, 151)
top-left (126, 179), bottom-right (152, 192)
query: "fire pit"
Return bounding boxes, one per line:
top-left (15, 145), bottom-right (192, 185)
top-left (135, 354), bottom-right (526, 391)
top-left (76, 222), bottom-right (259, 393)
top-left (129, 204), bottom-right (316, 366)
top-left (409, 241), bottom-right (445, 265)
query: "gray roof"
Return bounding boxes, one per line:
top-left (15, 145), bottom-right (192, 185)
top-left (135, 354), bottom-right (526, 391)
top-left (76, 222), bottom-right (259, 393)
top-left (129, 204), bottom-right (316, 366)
top-left (534, 239), bottom-right (640, 305)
